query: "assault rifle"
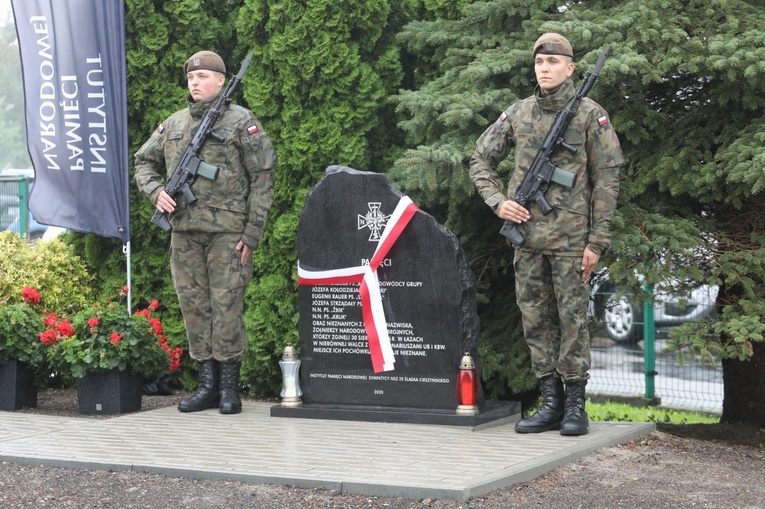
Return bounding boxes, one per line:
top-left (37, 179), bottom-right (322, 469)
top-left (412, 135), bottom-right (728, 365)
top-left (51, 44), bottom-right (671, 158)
top-left (151, 52), bottom-right (254, 232)
top-left (499, 45), bottom-right (610, 246)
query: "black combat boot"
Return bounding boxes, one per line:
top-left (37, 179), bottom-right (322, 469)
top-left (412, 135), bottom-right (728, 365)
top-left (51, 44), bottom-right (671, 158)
top-left (219, 362), bottom-right (242, 414)
top-left (178, 360), bottom-right (220, 412)
top-left (560, 380), bottom-right (589, 436)
top-left (515, 376), bottom-right (565, 433)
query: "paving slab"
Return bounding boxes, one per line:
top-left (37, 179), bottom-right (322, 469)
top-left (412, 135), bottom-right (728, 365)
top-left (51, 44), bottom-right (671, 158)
top-left (0, 402), bottom-right (654, 501)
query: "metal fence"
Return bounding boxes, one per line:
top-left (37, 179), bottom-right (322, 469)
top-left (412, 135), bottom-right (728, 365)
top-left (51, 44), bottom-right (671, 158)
top-left (0, 175), bottom-right (32, 239)
top-left (588, 284), bottom-right (722, 415)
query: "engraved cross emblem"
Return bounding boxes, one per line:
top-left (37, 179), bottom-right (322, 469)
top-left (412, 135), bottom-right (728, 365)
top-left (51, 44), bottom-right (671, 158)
top-left (357, 202), bottom-right (390, 241)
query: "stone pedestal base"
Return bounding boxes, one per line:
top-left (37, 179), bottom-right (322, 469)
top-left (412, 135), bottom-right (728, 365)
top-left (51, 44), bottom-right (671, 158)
top-left (271, 400), bottom-right (520, 430)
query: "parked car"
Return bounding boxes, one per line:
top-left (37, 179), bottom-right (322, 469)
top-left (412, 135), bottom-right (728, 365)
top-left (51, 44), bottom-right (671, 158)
top-left (7, 212), bottom-right (48, 240)
top-left (591, 280), bottom-right (718, 344)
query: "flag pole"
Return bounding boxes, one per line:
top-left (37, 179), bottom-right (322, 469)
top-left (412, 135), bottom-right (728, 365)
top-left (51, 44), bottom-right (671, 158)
top-left (124, 241), bottom-right (132, 313)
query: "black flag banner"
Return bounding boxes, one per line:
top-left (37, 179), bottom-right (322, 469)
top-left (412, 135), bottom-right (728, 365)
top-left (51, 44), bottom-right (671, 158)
top-left (11, 0), bottom-right (129, 242)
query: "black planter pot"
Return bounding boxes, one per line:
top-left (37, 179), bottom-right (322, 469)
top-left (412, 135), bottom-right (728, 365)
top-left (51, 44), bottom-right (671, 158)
top-left (0, 360), bottom-right (39, 410)
top-left (76, 369), bottom-right (142, 415)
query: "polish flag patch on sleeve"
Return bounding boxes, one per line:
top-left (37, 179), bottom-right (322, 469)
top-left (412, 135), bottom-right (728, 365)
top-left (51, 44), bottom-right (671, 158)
top-left (247, 124), bottom-right (259, 135)
top-left (499, 112), bottom-right (508, 122)
top-left (156, 123), bottom-right (164, 134)
top-left (598, 115), bottom-right (609, 126)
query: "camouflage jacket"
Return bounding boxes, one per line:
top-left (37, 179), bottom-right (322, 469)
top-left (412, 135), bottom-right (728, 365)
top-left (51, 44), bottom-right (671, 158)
top-left (134, 93), bottom-right (277, 248)
top-left (469, 79), bottom-right (622, 256)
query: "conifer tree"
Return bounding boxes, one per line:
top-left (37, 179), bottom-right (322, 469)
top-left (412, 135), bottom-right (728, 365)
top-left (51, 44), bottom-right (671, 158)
top-left (391, 0), bottom-right (765, 425)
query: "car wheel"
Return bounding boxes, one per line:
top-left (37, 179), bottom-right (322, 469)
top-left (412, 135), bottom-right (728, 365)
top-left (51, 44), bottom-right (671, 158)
top-left (603, 293), bottom-right (644, 344)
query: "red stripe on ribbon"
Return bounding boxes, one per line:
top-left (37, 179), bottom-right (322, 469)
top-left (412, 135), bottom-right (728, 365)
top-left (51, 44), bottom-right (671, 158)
top-left (297, 273), bottom-right (363, 286)
top-left (370, 202), bottom-right (418, 269)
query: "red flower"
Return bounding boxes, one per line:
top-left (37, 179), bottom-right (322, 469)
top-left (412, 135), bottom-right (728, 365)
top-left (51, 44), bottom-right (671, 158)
top-left (110, 332), bottom-right (123, 345)
top-left (148, 300), bottom-right (159, 311)
top-left (169, 347), bottom-right (183, 371)
top-left (88, 317), bottom-right (99, 329)
top-left (44, 313), bottom-right (58, 327)
top-left (157, 339), bottom-right (183, 371)
top-left (21, 287), bottom-right (41, 305)
top-left (149, 317), bottom-right (163, 336)
top-left (39, 329), bottom-right (58, 346)
top-left (134, 308), bottom-right (150, 318)
top-left (56, 320), bottom-right (75, 338)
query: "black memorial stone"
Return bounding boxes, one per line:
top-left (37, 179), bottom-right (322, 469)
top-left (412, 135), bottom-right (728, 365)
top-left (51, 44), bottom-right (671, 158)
top-left (271, 166), bottom-right (519, 426)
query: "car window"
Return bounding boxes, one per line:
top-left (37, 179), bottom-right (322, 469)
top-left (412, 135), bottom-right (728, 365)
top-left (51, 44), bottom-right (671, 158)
top-left (1, 205), bottom-right (20, 230)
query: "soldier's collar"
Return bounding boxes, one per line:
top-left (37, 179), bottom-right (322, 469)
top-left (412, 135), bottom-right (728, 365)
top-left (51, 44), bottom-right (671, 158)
top-left (186, 92), bottom-right (226, 120)
top-left (535, 79), bottom-right (575, 113)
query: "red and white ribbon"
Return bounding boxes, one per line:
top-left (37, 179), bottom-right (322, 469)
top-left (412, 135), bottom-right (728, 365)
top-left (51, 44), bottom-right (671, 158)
top-left (298, 196), bottom-right (419, 373)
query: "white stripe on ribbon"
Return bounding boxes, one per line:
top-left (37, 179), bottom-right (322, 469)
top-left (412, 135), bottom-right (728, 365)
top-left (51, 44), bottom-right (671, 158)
top-left (298, 196), bottom-right (419, 373)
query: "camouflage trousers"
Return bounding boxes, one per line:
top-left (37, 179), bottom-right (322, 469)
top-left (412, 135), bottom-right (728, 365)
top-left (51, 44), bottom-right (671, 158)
top-left (513, 249), bottom-right (591, 382)
top-left (170, 231), bottom-right (253, 363)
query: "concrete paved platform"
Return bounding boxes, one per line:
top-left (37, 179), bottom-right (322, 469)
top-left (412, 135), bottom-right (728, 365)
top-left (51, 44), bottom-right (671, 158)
top-left (0, 402), bottom-right (654, 501)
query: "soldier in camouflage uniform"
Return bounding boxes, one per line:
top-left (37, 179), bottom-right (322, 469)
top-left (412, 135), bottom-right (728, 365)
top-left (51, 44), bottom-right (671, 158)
top-left (469, 34), bottom-right (622, 436)
top-left (135, 51), bottom-right (277, 415)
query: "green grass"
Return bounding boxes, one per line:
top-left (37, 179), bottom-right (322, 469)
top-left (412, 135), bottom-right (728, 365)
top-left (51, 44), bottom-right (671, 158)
top-left (586, 400), bottom-right (719, 424)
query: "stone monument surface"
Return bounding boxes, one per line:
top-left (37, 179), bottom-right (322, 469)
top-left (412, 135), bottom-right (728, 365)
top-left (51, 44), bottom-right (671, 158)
top-left (271, 166), bottom-right (519, 426)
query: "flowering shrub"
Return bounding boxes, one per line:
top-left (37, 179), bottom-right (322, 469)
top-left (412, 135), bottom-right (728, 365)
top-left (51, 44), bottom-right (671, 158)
top-left (0, 287), bottom-right (47, 382)
top-left (44, 288), bottom-right (183, 379)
